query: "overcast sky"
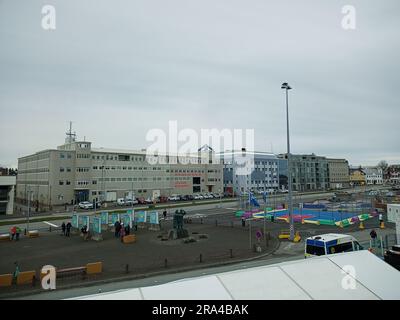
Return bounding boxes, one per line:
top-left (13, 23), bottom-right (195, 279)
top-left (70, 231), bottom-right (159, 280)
top-left (1, 0), bottom-right (399, 168)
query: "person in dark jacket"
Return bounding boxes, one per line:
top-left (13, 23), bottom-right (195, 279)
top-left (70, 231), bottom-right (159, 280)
top-left (61, 222), bottom-right (66, 236)
top-left (66, 222), bottom-right (72, 237)
top-left (370, 229), bottom-right (377, 247)
top-left (114, 221), bottom-right (121, 238)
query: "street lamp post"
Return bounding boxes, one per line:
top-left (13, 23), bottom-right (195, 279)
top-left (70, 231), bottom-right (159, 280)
top-left (281, 82), bottom-right (295, 241)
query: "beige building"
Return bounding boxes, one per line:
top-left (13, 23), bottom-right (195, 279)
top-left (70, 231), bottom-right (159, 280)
top-left (16, 134), bottom-right (223, 210)
top-left (327, 158), bottom-right (350, 189)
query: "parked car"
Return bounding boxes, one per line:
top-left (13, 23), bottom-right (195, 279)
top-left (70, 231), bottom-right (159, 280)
top-left (145, 197), bottom-right (153, 204)
top-left (194, 194), bottom-right (202, 200)
top-left (168, 195), bottom-right (179, 201)
top-left (156, 196), bottom-right (168, 203)
top-left (117, 198), bottom-right (126, 206)
top-left (137, 197), bottom-right (146, 204)
top-left (78, 201), bottom-right (94, 210)
top-left (125, 198), bottom-right (138, 206)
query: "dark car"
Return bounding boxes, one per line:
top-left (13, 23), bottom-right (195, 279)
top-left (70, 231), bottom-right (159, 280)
top-left (137, 197), bottom-right (146, 204)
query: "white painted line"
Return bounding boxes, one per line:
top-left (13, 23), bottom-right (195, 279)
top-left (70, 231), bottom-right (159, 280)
top-left (43, 221), bottom-right (58, 228)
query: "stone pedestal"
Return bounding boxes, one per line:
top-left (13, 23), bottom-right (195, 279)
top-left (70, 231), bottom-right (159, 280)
top-left (168, 229), bottom-right (189, 240)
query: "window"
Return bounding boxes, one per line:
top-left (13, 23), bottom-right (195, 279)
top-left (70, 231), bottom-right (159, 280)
top-left (327, 242), bottom-right (353, 254)
top-left (60, 167), bottom-right (65, 172)
top-left (59, 181), bottom-right (64, 186)
top-left (60, 154), bottom-right (65, 159)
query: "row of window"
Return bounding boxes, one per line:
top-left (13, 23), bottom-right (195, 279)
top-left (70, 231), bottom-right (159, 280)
top-left (92, 166), bottom-right (211, 173)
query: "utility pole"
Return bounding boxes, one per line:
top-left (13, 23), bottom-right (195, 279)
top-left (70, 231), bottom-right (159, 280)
top-left (281, 82), bottom-right (295, 241)
top-left (27, 186), bottom-right (31, 232)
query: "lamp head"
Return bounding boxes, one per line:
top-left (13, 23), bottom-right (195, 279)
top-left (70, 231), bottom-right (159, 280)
top-left (281, 83), bottom-right (292, 90)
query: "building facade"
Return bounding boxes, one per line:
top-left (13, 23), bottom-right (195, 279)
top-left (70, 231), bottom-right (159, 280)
top-left (327, 158), bottom-right (350, 189)
top-left (278, 153), bottom-right (330, 191)
top-left (363, 167), bottom-right (383, 185)
top-left (349, 167), bottom-right (366, 186)
top-left (220, 150), bottom-right (281, 196)
top-left (0, 176), bottom-right (16, 215)
top-left (16, 136), bottom-right (223, 210)
top-left (387, 165), bottom-right (400, 185)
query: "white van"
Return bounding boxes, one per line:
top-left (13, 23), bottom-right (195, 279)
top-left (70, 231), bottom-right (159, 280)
top-left (117, 198), bottom-right (126, 206)
top-left (305, 233), bottom-right (364, 258)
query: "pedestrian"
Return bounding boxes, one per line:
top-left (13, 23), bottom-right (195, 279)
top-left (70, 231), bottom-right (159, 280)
top-left (120, 223), bottom-right (125, 242)
top-left (13, 262), bottom-right (20, 284)
top-left (66, 222), bottom-right (72, 237)
top-left (134, 221), bottom-right (138, 231)
top-left (125, 224), bottom-right (130, 236)
top-left (379, 213), bottom-right (384, 224)
top-left (163, 210), bottom-right (167, 219)
top-left (114, 220), bottom-right (121, 238)
top-left (61, 222), bottom-right (66, 236)
top-left (370, 229), bottom-right (377, 247)
top-left (241, 217), bottom-right (246, 227)
top-left (10, 226), bottom-right (16, 241)
top-left (15, 227), bottom-right (21, 241)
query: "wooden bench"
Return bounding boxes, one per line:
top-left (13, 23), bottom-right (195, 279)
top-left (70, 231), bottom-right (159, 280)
top-left (86, 262), bottom-right (102, 275)
top-left (0, 274), bottom-right (13, 287)
top-left (56, 266), bottom-right (86, 279)
top-left (123, 234), bottom-right (136, 244)
top-left (28, 230), bottom-right (39, 238)
top-left (0, 234), bottom-right (10, 241)
top-left (16, 271), bottom-right (36, 285)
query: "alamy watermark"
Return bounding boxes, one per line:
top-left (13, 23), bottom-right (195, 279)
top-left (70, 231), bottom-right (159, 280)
top-left (41, 5), bottom-right (56, 30)
top-left (145, 121), bottom-right (255, 176)
top-left (341, 5), bottom-right (356, 30)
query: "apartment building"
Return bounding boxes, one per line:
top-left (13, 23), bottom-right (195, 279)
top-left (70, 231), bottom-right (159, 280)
top-left (327, 158), bottom-right (350, 189)
top-left (278, 153), bottom-right (330, 191)
top-left (220, 149), bottom-right (281, 195)
top-left (16, 134), bottom-right (223, 210)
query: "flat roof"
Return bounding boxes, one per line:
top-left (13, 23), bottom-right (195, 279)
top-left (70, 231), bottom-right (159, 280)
top-left (70, 250), bottom-right (400, 300)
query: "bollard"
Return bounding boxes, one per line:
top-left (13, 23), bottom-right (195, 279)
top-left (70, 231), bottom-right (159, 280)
top-left (230, 249), bottom-right (233, 258)
top-left (125, 264), bottom-right (129, 274)
top-left (200, 254), bottom-right (203, 263)
top-left (49, 226), bottom-right (52, 232)
top-left (164, 258), bottom-right (168, 268)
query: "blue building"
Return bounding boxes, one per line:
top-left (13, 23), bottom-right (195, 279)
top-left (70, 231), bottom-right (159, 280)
top-left (219, 149), bottom-right (287, 196)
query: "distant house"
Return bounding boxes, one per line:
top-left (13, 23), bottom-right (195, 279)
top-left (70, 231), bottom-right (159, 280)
top-left (363, 167), bottom-right (383, 185)
top-left (349, 167), bottom-right (366, 186)
top-left (387, 165), bottom-right (400, 185)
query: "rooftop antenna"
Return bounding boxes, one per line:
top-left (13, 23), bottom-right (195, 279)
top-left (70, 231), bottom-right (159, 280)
top-left (65, 121), bottom-right (77, 144)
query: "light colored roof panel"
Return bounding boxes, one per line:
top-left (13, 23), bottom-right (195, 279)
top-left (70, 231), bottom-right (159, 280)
top-left (218, 266), bottom-right (311, 300)
top-left (328, 250), bottom-right (400, 300)
top-left (140, 276), bottom-right (232, 300)
top-left (280, 256), bottom-right (379, 300)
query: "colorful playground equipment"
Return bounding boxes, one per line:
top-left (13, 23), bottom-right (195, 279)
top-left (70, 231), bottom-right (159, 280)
top-left (278, 230), bottom-right (301, 243)
top-left (236, 205), bottom-right (378, 229)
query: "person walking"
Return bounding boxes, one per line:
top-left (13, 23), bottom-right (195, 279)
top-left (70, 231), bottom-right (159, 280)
top-left (370, 229), bottom-right (377, 247)
top-left (241, 217), bottom-right (246, 227)
top-left (13, 262), bottom-right (20, 284)
top-left (379, 213), bottom-right (384, 225)
top-left (10, 226), bottom-right (16, 241)
top-left (163, 210), bottom-right (167, 219)
top-left (61, 222), bottom-right (66, 236)
top-left (66, 222), bottom-right (72, 237)
top-left (120, 223), bottom-right (125, 242)
top-left (114, 220), bottom-right (121, 238)
top-left (125, 224), bottom-right (130, 236)
top-left (15, 227), bottom-right (21, 241)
